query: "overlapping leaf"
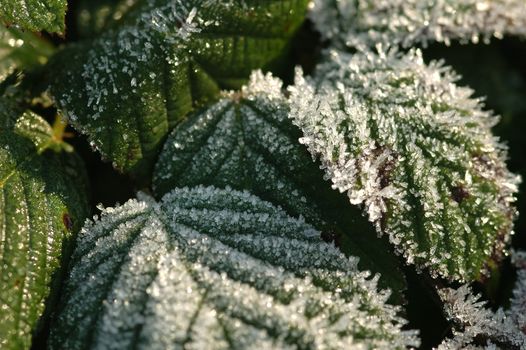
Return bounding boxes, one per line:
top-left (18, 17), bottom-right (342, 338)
top-left (289, 48), bottom-right (520, 281)
top-left (49, 0), bottom-right (309, 179)
top-left (0, 0), bottom-right (67, 33)
top-left (0, 97), bottom-right (89, 349)
top-left (310, 0), bottom-right (526, 49)
top-left (50, 186), bottom-right (419, 349)
top-left (153, 71), bottom-right (406, 298)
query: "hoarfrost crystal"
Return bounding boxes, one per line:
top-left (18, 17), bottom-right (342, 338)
top-left (438, 269), bottom-right (526, 350)
top-left (50, 186), bottom-right (419, 349)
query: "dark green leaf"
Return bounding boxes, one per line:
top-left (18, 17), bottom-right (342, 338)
top-left (48, 0), bottom-right (309, 180)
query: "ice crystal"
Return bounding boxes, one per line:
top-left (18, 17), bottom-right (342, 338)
top-left (288, 47), bottom-right (520, 281)
top-left (311, 0), bottom-right (526, 49)
top-left (438, 278), bottom-right (526, 349)
top-left (50, 186), bottom-right (419, 349)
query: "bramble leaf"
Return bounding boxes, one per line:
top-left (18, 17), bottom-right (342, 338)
top-left (310, 0), bottom-right (526, 49)
top-left (0, 0), bottom-right (67, 33)
top-left (0, 98), bottom-right (90, 349)
top-left (289, 48), bottom-right (520, 281)
top-left (48, 0), bottom-right (309, 180)
top-left (50, 186), bottom-right (419, 349)
top-left (153, 71), bottom-right (406, 299)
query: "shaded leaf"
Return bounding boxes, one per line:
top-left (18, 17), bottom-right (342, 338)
top-left (153, 71), bottom-right (407, 299)
top-left (0, 0), bottom-right (67, 33)
top-left (50, 186), bottom-right (419, 349)
top-left (48, 0), bottom-right (309, 180)
top-left (289, 48), bottom-right (520, 281)
top-left (0, 100), bottom-right (90, 349)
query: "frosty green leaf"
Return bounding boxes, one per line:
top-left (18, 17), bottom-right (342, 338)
top-left (311, 0), bottom-right (526, 49)
top-left (153, 71), bottom-right (406, 298)
top-left (48, 0), bottom-right (309, 179)
top-left (0, 103), bottom-right (90, 349)
top-left (50, 186), bottom-right (419, 349)
top-left (0, 0), bottom-right (67, 33)
top-left (289, 48), bottom-right (520, 281)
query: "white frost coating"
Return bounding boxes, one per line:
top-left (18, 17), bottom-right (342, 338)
top-left (240, 70), bottom-right (285, 101)
top-left (288, 47), bottom-right (520, 280)
top-left (50, 186), bottom-right (420, 349)
top-left (437, 282), bottom-right (526, 349)
top-left (310, 0), bottom-right (526, 49)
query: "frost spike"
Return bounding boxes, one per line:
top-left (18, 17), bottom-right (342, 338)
top-left (438, 271), bottom-right (526, 349)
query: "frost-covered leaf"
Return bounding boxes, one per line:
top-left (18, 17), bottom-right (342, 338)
top-left (0, 100), bottom-right (90, 349)
top-left (0, 26), bottom-right (54, 82)
top-left (48, 0), bottom-right (309, 179)
top-left (0, 0), bottom-right (67, 33)
top-left (438, 268), bottom-right (526, 350)
top-left (153, 71), bottom-right (406, 298)
top-left (311, 0), bottom-right (526, 49)
top-left (50, 186), bottom-right (419, 349)
top-left (288, 48), bottom-right (520, 281)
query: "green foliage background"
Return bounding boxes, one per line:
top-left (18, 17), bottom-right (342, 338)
top-left (0, 0), bottom-right (525, 349)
